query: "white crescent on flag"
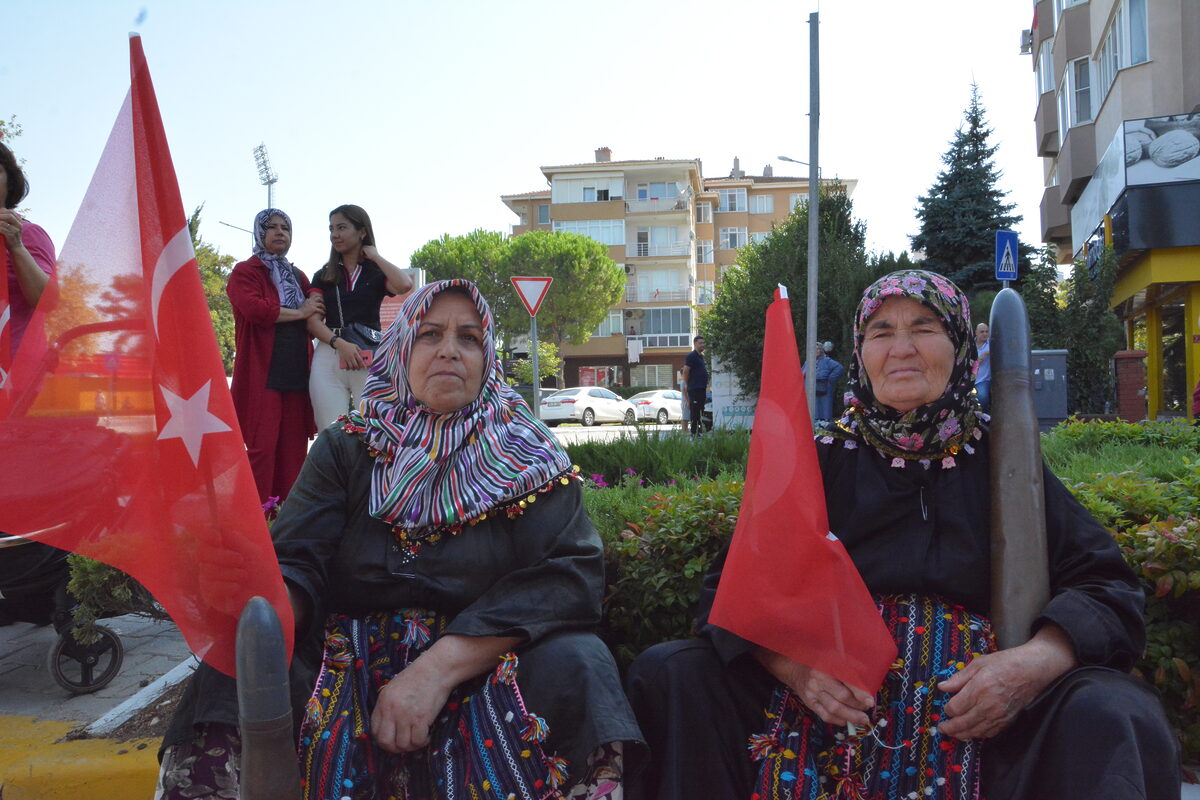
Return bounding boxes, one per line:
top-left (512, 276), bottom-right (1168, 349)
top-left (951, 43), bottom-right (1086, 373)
top-left (150, 226), bottom-right (197, 340)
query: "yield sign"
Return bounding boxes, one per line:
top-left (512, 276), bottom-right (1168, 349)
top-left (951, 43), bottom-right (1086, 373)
top-left (510, 276), bottom-right (553, 317)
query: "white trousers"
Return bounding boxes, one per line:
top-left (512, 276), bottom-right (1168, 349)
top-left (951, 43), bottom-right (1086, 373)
top-left (309, 341), bottom-right (370, 430)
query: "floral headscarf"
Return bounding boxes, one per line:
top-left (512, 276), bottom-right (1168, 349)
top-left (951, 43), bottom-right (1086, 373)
top-left (822, 269), bottom-right (985, 468)
top-left (251, 208), bottom-right (305, 309)
top-left (352, 279), bottom-right (572, 544)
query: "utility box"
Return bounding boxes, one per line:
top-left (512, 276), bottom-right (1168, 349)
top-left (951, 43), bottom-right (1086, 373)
top-left (1031, 349), bottom-right (1069, 430)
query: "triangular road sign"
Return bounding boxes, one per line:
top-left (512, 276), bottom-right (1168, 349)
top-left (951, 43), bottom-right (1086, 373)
top-left (511, 276), bottom-right (553, 317)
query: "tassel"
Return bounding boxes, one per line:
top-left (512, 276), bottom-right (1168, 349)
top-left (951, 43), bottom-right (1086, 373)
top-left (494, 652), bottom-right (519, 684)
top-left (303, 695), bottom-right (322, 729)
top-left (546, 756), bottom-right (571, 790)
top-left (323, 633), bottom-right (353, 671)
top-left (400, 612), bottom-right (432, 648)
top-left (521, 713), bottom-right (549, 743)
top-left (747, 733), bottom-right (778, 761)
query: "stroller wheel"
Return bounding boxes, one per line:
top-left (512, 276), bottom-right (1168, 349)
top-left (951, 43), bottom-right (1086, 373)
top-left (48, 625), bottom-right (124, 694)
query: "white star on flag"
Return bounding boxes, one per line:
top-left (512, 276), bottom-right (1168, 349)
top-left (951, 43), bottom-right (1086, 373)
top-left (157, 380), bottom-right (232, 467)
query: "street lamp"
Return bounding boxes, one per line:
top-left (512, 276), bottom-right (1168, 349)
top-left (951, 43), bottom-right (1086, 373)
top-left (777, 155), bottom-right (822, 180)
top-left (252, 143), bottom-right (278, 209)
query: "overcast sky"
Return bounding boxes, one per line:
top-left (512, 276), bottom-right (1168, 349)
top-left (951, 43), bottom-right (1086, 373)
top-left (5, 0), bottom-right (1044, 276)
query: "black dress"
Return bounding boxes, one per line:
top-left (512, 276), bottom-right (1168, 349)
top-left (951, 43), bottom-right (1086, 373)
top-left (165, 428), bottom-right (645, 784)
top-left (627, 434), bottom-right (1180, 800)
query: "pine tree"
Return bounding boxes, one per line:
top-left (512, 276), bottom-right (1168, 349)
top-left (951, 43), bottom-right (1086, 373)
top-left (911, 84), bottom-right (1029, 294)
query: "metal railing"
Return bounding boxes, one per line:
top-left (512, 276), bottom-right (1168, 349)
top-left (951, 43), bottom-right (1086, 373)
top-left (624, 286), bottom-right (691, 303)
top-left (626, 241), bottom-right (691, 258)
top-left (625, 197), bottom-right (687, 214)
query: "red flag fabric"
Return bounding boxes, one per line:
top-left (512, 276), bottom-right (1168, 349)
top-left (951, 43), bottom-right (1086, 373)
top-left (0, 245), bottom-right (10, 388)
top-left (708, 287), bottom-right (896, 695)
top-left (0, 36), bottom-right (292, 676)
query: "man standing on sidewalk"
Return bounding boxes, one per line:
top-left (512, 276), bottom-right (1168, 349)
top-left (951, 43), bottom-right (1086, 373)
top-left (682, 335), bottom-right (708, 435)
top-left (975, 322), bottom-right (991, 411)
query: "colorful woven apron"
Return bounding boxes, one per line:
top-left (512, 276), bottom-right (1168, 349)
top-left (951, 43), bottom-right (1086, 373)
top-left (750, 595), bottom-right (996, 800)
top-left (299, 610), bottom-right (568, 800)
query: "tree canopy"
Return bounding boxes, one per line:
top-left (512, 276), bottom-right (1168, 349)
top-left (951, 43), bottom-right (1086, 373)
top-left (411, 228), bottom-right (624, 353)
top-left (700, 187), bottom-right (888, 396)
top-left (188, 205), bottom-right (237, 374)
top-left (911, 84), bottom-right (1031, 294)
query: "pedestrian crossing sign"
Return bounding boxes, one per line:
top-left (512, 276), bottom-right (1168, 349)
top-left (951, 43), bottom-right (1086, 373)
top-left (995, 230), bottom-right (1019, 282)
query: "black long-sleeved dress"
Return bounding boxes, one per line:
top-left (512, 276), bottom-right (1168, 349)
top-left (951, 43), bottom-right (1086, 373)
top-left (627, 434), bottom-right (1179, 800)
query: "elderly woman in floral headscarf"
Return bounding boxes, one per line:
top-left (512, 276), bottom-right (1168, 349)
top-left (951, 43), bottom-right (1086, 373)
top-left (626, 270), bottom-right (1176, 800)
top-left (160, 279), bottom-right (643, 800)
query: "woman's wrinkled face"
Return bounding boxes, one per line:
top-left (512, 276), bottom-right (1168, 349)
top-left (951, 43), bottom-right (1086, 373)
top-left (860, 296), bottom-right (955, 414)
top-left (407, 291), bottom-right (487, 413)
top-left (262, 215), bottom-right (291, 255)
top-left (329, 212), bottom-right (364, 255)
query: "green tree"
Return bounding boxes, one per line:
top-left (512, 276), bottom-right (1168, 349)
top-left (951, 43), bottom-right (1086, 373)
top-left (1020, 246), bottom-right (1065, 349)
top-left (701, 186), bottom-right (883, 396)
top-left (508, 340), bottom-right (561, 386)
top-left (410, 229), bottom-right (514, 336)
top-left (1061, 248), bottom-right (1124, 413)
top-left (911, 84), bottom-right (1031, 295)
top-left (188, 205), bottom-right (237, 374)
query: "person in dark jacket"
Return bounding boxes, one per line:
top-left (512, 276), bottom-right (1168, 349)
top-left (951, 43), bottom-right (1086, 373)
top-left (626, 270), bottom-right (1177, 800)
top-left (160, 280), bottom-right (643, 800)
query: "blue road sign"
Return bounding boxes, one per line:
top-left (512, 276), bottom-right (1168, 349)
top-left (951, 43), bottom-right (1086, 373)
top-left (995, 230), bottom-right (1019, 282)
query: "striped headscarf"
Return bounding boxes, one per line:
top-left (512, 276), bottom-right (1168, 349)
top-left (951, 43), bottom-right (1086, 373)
top-left (826, 269), bottom-right (984, 466)
top-left (252, 208), bottom-right (305, 309)
top-left (357, 279), bottom-right (572, 534)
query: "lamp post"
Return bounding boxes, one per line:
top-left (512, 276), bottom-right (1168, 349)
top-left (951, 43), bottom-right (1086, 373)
top-left (778, 10), bottom-right (820, 418)
top-left (252, 143), bottom-right (278, 210)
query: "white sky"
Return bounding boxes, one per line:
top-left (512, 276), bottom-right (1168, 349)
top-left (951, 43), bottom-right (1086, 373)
top-left (5, 0), bottom-right (1044, 277)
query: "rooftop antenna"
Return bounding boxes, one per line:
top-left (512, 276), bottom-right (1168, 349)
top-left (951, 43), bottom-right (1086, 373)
top-left (252, 143), bottom-right (279, 209)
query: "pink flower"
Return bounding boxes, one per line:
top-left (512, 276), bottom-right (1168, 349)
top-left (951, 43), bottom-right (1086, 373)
top-left (897, 433), bottom-right (925, 450)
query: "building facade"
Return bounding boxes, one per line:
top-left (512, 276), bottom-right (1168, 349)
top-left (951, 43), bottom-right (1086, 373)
top-left (1029, 0), bottom-right (1200, 418)
top-left (502, 147), bottom-right (854, 389)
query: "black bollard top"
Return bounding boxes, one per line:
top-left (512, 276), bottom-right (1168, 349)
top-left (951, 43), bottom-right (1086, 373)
top-left (989, 287), bottom-right (1032, 376)
top-left (236, 596), bottom-right (291, 723)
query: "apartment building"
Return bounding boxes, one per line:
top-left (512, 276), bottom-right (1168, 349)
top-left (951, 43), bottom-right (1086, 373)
top-left (501, 147), bottom-right (854, 389)
top-left (1029, 0), bottom-right (1200, 417)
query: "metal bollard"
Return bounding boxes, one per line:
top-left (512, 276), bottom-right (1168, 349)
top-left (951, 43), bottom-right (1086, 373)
top-left (988, 288), bottom-right (1051, 651)
top-left (236, 596), bottom-right (302, 800)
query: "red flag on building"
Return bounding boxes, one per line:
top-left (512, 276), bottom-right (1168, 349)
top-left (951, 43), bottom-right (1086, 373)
top-left (0, 36), bottom-right (292, 677)
top-left (708, 286), bottom-right (896, 695)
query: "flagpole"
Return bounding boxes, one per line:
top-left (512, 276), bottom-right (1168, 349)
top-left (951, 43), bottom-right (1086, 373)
top-left (805, 10), bottom-right (820, 419)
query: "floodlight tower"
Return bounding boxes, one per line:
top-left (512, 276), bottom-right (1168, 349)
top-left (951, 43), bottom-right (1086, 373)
top-left (252, 143), bottom-right (279, 209)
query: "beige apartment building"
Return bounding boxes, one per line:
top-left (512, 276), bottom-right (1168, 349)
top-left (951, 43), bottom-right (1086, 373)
top-left (1029, 0), bottom-right (1200, 417)
top-left (502, 147), bottom-right (854, 388)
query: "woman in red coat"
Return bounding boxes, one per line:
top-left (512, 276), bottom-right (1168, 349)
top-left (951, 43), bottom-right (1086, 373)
top-left (227, 209), bottom-right (323, 503)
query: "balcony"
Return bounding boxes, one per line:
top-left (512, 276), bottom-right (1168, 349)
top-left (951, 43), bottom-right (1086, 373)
top-left (626, 241), bottom-right (691, 258)
top-left (625, 285), bottom-right (691, 303)
top-left (1057, 123), bottom-right (1097, 204)
top-left (1040, 184), bottom-right (1071, 242)
top-left (1035, 91), bottom-right (1058, 156)
top-left (625, 196), bottom-right (688, 214)
top-left (625, 332), bottom-right (691, 349)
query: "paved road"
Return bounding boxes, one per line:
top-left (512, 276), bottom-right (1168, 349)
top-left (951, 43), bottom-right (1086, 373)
top-left (549, 422), bottom-right (681, 446)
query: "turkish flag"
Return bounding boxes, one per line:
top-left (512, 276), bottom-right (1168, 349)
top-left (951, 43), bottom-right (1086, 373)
top-left (708, 286), bottom-right (896, 695)
top-left (0, 245), bottom-right (10, 388)
top-left (0, 36), bottom-right (292, 677)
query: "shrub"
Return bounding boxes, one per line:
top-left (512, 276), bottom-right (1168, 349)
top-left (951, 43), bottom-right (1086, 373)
top-left (599, 478), bottom-right (743, 667)
top-left (566, 426), bottom-right (749, 487)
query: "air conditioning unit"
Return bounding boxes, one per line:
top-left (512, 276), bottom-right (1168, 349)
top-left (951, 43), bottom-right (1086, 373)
top-left (1020, 29), bottom-right (1033, 54)
top-left (624, 309), bottom-right (635, 318)
top-left (625, 264), bottom-right (636, 275)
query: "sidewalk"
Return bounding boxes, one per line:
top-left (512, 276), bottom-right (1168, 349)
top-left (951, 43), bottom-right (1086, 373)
top-left (0, 614), bottom-right (192, 798)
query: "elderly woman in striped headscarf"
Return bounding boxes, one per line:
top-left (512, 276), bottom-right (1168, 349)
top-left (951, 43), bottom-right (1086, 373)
top-left (159, 279), bottom-right (643, 800)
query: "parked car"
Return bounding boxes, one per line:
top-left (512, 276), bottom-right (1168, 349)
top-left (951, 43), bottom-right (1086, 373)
top-left (628, 389), bottom-right (684, 424)
top-left (539, 387), bottom-right (636, 427)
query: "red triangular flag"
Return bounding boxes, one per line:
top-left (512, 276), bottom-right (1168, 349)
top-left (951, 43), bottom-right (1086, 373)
top-left (0, 36), bottom-right (292, 677)
top-left (709, 286), bottom-right (896, 695)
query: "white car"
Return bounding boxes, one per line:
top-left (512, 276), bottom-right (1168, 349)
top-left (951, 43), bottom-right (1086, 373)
top-left (539, 387), bottom-right (637, 427)
top-left (628, 389), bottom-right (684, 424)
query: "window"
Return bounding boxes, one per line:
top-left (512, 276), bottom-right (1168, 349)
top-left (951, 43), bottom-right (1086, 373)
top-left (789, 193), bottom-right (805, 211)
top-left (696, 240), bottom-right (714, 263)
top-left (1057, 75), bottom-right (1070, 147)
top-left (1053, 0), bottom-right (1087, 24)
top-left (594, 310), bottom-right (624, 337)
top-left (717, 188), bottom-right (746, 213)
top-left (537, 204), bottom-right (550, 225)
top-left (720, 227), bottom-right (747, 249)
top-left (551, 177), bottom-right (623, 203)
top-left (695, 202), bottom-right (712, 223)
top-left (640, 306), bottom-right (693, 348)
top-left (696, 281), bottom-right (715, 305)
top-left (1096, 0), bottom-right (1149, 102)
top-left (1036, 41), bottom-right (1054, 95)
top-left (630, 364), bottom-right (674, 388)
top-left (553, 219), bottom-right (624, 245)
top-left (1071, 58), bottom-right (1092, 124)
top-left (750, 232), bottom-right (770, 245)
top-left (749, 194), bottom-right (775, 214)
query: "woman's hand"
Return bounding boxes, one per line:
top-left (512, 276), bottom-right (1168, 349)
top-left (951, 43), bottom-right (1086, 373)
top-left (937, 623), bottom-right (1077, 740)
top-left (363, 245), bottom-right (415, 295)
top-left (755, 648), bottom-right (874, 728)
top-left (300, 293), bottom-right (325, 318)
top-left (334, 338), bottom-right (365, 370)
top-left (371, 657), bottom-right (453, 753)
top-left (0, 208), bottom-right (25, 250)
